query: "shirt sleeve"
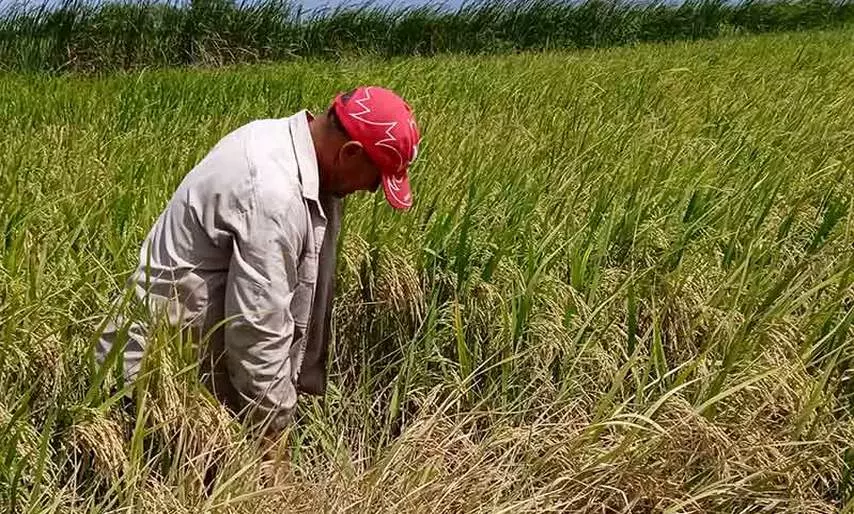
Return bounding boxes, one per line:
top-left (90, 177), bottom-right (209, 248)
top-left (223, 202), bottom-right (305, 434)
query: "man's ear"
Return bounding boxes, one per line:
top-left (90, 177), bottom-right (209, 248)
top-left (340, 140), bottom-right (365, 160)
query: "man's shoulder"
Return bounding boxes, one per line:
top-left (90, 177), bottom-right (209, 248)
top-left (212, 117), bottom-right (307, 229)
top-left (216, 118), bottom-right (289, 152)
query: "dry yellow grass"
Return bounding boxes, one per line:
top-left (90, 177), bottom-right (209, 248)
top-left (1, 27), bottom-right (854, 512)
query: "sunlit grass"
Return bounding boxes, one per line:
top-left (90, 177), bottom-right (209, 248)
top-left (1, 27), bottom-right (853, 511)
top-left (0, 0), bottom-right (852, 72)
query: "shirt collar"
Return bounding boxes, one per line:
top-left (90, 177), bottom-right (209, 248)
top-left (288, 110), bottom-right (320, 203)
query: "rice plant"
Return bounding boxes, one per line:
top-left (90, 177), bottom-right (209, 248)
top-left (0, 0), bottom-right (852, 72)
top-left (0, 26), bottom-right (853, 512)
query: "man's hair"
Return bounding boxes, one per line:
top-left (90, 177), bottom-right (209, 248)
top-left (328, 91), bottom-right (353, 139)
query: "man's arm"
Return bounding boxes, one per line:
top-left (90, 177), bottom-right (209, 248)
top-left (223, 203), bottom-right (305, 435)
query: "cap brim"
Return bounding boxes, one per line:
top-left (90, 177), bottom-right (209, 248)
top-left (381, 173), bottom-right (412, 210)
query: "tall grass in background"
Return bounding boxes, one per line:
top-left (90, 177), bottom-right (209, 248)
top-left (1, 27), bottom-right (854, 511)
top-left (0, 0), bottom-right (853, 72)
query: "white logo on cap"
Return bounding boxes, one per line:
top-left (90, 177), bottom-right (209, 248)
top-left (348, 87), bottom-right (405, 173)
top-left (410, 143), bottom-right (418, 165)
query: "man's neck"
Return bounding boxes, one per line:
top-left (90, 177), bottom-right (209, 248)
top-left (309, 114), bottom-right (331, 195)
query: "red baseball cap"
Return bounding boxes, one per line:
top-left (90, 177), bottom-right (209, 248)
top-left (333, 86), bottom-right (421, 210)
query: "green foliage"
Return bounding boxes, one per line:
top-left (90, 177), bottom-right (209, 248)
top-left (0, 28), bottom-right (853, 511)
top-left (0, 0), bottom-right (853, 72)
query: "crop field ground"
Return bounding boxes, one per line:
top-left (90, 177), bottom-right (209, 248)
top-left (1, 21), bottom-right (854, 513)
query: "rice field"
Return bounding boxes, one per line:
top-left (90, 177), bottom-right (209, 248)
top-left (1, 26), bottom-right (854, 512)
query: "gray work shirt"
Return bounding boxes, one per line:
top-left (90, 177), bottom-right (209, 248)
top-left (95, 111), bottom-right (341, 432)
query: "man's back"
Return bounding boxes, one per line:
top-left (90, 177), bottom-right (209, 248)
top-left (96, 114), bottom-right (326, 430)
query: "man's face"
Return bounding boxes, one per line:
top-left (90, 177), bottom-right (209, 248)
top-left (329, 140), bottom-right (382, 198)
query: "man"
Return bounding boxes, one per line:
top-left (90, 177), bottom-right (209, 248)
top-left (95, 86), bottom-right (421, 441)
